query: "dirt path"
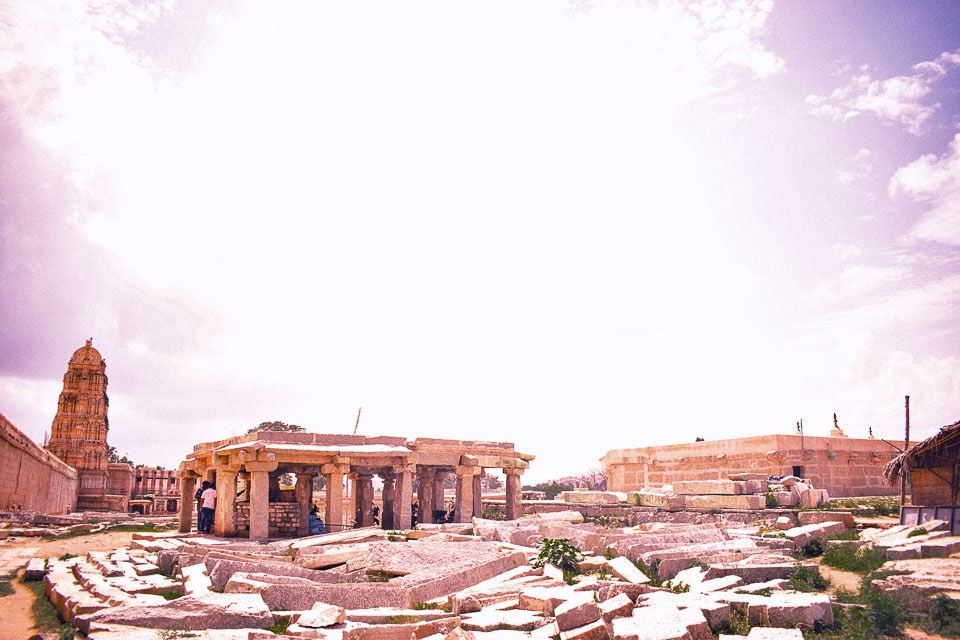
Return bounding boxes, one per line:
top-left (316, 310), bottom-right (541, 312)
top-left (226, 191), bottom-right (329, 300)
top-left (814, 559), bottom-right (861, 594)
top-left (0, 530), bottom-right (137, 639)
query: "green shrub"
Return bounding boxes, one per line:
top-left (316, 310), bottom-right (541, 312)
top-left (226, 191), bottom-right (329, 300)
top-left (635, 559), bottom-right (662, 587)
top-left (532, 538), bottom-right (583, 573)
top-left (865, 589), bottom-right (908, 635)
top-left (786, 564), bottom-right (829, 592)
top-left (765, 490), bottom-right (777, 509)
top-left (906, 527), bottom-right (928, 538)
top-left (926, 594), bottom-right (960, 636)
top-left (800, 538), bottom-right (823, 557)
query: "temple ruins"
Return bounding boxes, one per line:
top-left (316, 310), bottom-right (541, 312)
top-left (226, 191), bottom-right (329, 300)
top-left (177, 432), bottom-right (535, 541)
top-left (602, 432), bottom-right (904, 499)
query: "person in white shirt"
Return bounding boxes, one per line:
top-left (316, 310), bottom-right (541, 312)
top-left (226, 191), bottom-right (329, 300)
top-left (198, 481), bottom-right (217, 534)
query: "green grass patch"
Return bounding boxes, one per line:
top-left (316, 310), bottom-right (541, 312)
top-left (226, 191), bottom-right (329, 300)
top-left (0, 579), bottom-right (15, 597)
top-left (25, 579), bottom-right (73, 637)
top-left (821, 544), bottom-right (886, 575)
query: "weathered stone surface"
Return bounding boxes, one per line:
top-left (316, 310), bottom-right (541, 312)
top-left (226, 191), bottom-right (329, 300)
top-left (782, 522), bottom-right (845, 550)
top-left (555, 598), bottom-right (602, 631)
top-left (796, 511), bottom-right (854, 528)
top-left (684, 495), bottom-right (764, 510)
top-left (559, 618), bottom-right (611, 640)
top-left (341, 617), bottom-right (462, 640)
top-left (75, 593), bottom-right (273, 635)
top-left (598, 593), bottom-right (634, 622)
top-left (461, 609), bottom-right (547, 632)
top-left (613, 605), bottom-right (712, 640)
top-left (606, 557), bottom-right (649, 585)
top-left (673, 480), bottom-right (740, 496)
top-left (24, 557), bottom-right (47, 581)
top-left (297, 602), bottom-right (347, 627)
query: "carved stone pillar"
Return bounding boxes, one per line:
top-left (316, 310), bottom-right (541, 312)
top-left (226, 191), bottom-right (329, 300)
top-left (472, 473), bottom-right (483, 519)
top-left (354, 474), bottom-right (374, 527)
top-left (245, 460), bottom-right (278, 542)
top-left (505, 468), bottom-right (524, 520)
top-left (381, 474), bottom-right (395, 529)
top-left (178, 475), bottom-right (197, 534)
top-left (417, 467), bottom-right (434, 523)
top-left (323, 464), bottom-right (348, 533)
top-left (455, 466), bottom-right (480, 523)
top-left (214, 466), bottom-right (239, 537)
top-left (296, 472), bottom-right (316, 537)
top-left (392, 465), bottom-right (414, 530)
top-left (433, 473), bottom-right (447, 512)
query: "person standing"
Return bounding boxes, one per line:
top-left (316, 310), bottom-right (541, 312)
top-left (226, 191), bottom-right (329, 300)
top-left (199, 481), bottom-right (217, 534)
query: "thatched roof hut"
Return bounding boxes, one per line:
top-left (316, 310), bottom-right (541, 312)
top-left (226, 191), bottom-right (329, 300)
top-left (884, 419), bottom-right (960, 505)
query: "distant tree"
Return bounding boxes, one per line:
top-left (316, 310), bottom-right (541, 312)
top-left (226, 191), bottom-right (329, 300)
top-left (695, 435), bottom-right (705, 442)
top-left (481, 472), bottom-right (504, 492)
top-left (107, 445), bottom-right (134, 465)
top-left (246, 420), bottom-right (306, 434)
top-left (522, 482), bottom-right (573, 500)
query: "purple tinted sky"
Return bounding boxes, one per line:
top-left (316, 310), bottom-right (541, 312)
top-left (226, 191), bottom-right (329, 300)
top-left (1, 0), bottom-right (958, 482)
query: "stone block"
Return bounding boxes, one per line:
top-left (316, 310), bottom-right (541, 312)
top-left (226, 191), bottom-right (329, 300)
top-left (774, 492), bottom-right (798, 507)
top-left (684, 495), bottom-right (764, 510)
top-left (673, 480), bottom-right (739, 496)
top-left (297, 602), bottom-right (346, 628)
top-left (598, 593), bottom-right (634, 622)
top-left (560, 491), bottom-right (623, 505)
top-left (555, 598), bottom-right (602, 631)
top-left (799, 489), bottom-right (823, 509)
top-left (75, 593), bottom-right (274, 635)
top-left (461, 609), bottom-right (547, 632)
top-left (606, 557), bottom-right (649, 585)
top-left (560, 618), bottom-right (611, 640)
top-left (920, 537), bottom-right (960, 558)
top-left (24, 557), bottom-right (46, 581)
top-left (613, 604), bottom-right (712, 640)
top-left (797, 511), bottom-right (854, 529)
top-left (784, 522), bottom-right (845, 550)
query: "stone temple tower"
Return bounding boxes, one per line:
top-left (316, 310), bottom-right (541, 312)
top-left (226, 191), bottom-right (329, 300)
top-left (46, 339), bottom-right (114, 509)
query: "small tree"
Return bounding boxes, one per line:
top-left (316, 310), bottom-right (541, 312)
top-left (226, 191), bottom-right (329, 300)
top-left (108, 445), bottom-right (134, 465)
top-left (246, 421), bottom-right (306, 434)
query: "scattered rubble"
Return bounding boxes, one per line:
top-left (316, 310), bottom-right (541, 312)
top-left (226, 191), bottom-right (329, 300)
top-left (28, 507), bottom-right (955, 639)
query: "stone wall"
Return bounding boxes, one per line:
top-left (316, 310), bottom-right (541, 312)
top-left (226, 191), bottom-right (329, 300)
top-left (235, 502), bottom-right (301, 537)
top-left (0, 412), bottom-right (78, 514)
top-left (602, 434), bottom-right (904, 498)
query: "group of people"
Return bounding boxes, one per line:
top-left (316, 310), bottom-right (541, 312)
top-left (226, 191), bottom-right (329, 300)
top-left (194, 480), bottom-right (217, 534)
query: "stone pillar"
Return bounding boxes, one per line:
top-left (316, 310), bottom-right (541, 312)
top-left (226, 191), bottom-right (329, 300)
top-left (296, 472), bottom-right (316, 537)
top-left (214, 467), bottom-right (239, 537)
top-left (245, 460), bottom-right (278, 542)
top-left (433, 473), bottom-right (447, 512)
top-left (323, 464), bottom-right (348, 533)
top-left (505, 468), bottom-right (523, 520)
top-left (418, 467), bottom-right (434, 522)
top-left (472, 474), bottom-right (483, 519)
top-left (392, 465), bottom-right (414, 530)
top-left (355, 474), bottom-right (375, 527)
top-left (178, 475), bottom-right (197, 534)
top-left (455, 466), bottom-right (480, 523)
top-left (381, 475), bottom-right (395, 529)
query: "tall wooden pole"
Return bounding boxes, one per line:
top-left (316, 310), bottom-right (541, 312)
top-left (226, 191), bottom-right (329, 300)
top-left (901, 395), bottom-right (910, 507)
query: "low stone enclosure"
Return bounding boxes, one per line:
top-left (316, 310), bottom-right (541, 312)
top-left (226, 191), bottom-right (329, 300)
top-left (30, 508), bottom-right (960, 639)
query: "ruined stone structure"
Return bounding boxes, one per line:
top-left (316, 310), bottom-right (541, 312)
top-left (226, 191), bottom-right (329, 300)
top-left (0, 412), bottom-right (78, 513)
top-left (130, 467), bottom-right (181, 516)
top-left (602, 434), bottom-right (903, 498)
top-left (178, 432), bottom-right (534, 541)
top-left (45, 339), bottom-right (132, 511)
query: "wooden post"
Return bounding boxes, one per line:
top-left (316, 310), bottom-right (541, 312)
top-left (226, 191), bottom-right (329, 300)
top-left (901, 396), bottom-right (910, 507)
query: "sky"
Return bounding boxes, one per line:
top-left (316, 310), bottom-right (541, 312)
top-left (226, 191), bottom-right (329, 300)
top-left (1, 0), bottom-right (959, 485)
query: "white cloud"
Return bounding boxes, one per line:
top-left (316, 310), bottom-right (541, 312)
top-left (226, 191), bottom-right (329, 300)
top-left (890, 133), bottom-right (960, 246)
top-left (806, 48), bottom-right (960, 135)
